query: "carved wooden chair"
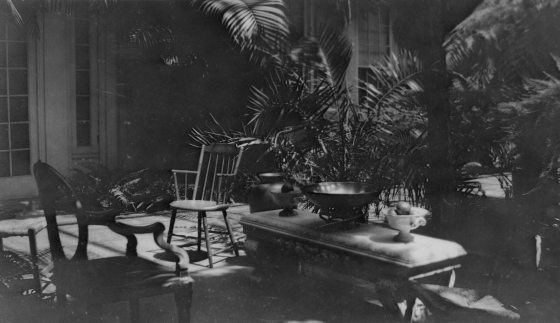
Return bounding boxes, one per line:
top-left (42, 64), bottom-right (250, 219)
top-left (32, 160), bottom-right (193, 322)
top-left (167, 143), bottom-right (243, 268)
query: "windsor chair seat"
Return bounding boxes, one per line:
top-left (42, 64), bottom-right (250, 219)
top-left (167, 143), bottom-right (244, 268)
top-left (169, 200), bottom-right (228, 212)
top-left (32, 161), bottom-right (193, 322)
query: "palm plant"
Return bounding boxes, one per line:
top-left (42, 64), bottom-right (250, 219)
top-left (191, 6), bottom-right (428, 204)
top-left (446, 0), bottom-right (560, 200)
top-left (497, 64), bottom-right (560, 199)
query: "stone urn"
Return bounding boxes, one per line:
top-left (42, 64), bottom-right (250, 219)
top-left (381, 205), bottom-right (429, 243)
top-left (248, 173), bottom-right (287, 213)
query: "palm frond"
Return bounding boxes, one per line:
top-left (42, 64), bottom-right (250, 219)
top-left (289, 23), bottom-right (352, 92)
top-left (359, 50), bottom-right (423, 113)
top-left (2, 0), bottom-right (23, 24)
top-left (446, 0), bottom-right (560, 86)
top-left (128, 25), bottom-right (174, 48)
top-left (316, 23), bottom-right (353, 92)
top-left (194, 0), bottom-right (289, 62)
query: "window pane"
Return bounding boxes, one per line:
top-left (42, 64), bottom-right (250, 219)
top-left (76, 96), bottom-right (90, 120)
top-left (10, 123), bottom-right (29, 149)
top-left (0, 20), bottom-right (6, 40)
top-left (77, 121), bottom-right (91, 146)
top-left (0, 42), bottom-right (6, 67)
top-left (8, 42), bottom-right (27, 68)
top-left (369, 33), bottom-right (380, 54)
top-left (0, 96), bottom-right (6, 122)
top-left (0, 70), bottom-right (6, 95)
top-left (9, 96), bottom-right (28, 122)
top-left (75, 45), bottom-right (89, 70)
top-left (11, 149), bottom-right (30, 175)
top-left (358, 11), bottom-right (368, 32)
top-left (76, 71), bottom-right (89, 95)
top-left (7, 21), bottom-right (25, 40)
top-left (0, 151), bottom-right (9, 177)
top-left (9, 70), bottom-right (27, 94)
top-left (358, 7), bottom-right (390, 67)
top-left (0, 124), bottom-right (8, 150)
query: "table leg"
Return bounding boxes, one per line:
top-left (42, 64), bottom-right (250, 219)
top-left (245, 238), bottom-right (300, 285)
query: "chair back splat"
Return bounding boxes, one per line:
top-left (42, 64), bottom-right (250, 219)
top-left (33, 160), bottom-right (84, 262)
top-left (173, 143), bottom-right (243, 204)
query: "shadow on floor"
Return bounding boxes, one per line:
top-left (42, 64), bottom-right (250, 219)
top-left (0, 254), bottom-right (396, 323)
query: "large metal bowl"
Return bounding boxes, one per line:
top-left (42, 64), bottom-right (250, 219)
top-left (302, 182), bottom-right (380, 219)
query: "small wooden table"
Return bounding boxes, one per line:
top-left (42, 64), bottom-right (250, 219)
top-left (240, 209), bottom-right (467, 319)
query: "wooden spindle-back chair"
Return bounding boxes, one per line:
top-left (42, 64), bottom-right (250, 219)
top-left (167, 143), bottom-right (243, 268)
top-left (33, 160), bottom-right (193, 322)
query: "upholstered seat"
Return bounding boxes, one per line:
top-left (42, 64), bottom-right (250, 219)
top-left (0, 218), bottom-right (46, 236)
top-left (0, 217), bottom-right (46, 294)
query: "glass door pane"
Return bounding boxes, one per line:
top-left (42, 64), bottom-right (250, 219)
top-left (0, 13), bottom-right (30, 177)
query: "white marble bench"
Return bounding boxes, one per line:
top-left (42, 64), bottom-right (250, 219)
top-left (240, 209), bottom-right (467, 282)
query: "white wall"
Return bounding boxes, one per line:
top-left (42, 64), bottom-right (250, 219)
top-left (39, 13), bottom-right (72, 174)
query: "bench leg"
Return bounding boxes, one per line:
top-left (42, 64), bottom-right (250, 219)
top-left (375, 280), bottom-right (431, 322)
top-left (175, 284), bottom-right (193, 323)
top-left (405, 297), bottom-right (428, 323)
top-left (130, 298), bottom-right (139, 323)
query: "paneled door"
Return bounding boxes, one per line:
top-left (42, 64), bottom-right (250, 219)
top-left (0, 14), bottom-right (36, 201)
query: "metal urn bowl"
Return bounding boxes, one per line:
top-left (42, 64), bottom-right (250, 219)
top-left (258, 172), bottom-right (284, 184)
top-left (302, 182), bottom-right (380, 222)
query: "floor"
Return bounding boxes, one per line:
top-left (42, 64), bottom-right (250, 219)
top-left (0, 205), bottom-right (397, 323)
top-left (1, 175), bottom-right (556, 323)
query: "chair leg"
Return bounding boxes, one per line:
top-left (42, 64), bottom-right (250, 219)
top-left (130, 298), bottom-right (140, 323)
top-left (174, 284), bottom-right (193, 323)
top-left (28, 229), bottom-right (42, 295)
top-left (222, 210), bottom-right (239, 256)
top-left (201, 212), bottom-right (213, 268)
top-left (167, 209), bottom-right (178, 244)
top-left (197, 212), bottom-right (203, 251)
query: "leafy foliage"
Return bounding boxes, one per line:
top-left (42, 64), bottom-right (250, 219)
top-left (447, 0), bottom-right (560, 89)
top-left (445, 0), bottom-right (560, 203)
top-left (497, 68), bottom-right (560, 199)
top-left (69, 164), bottom-right (175, 213)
